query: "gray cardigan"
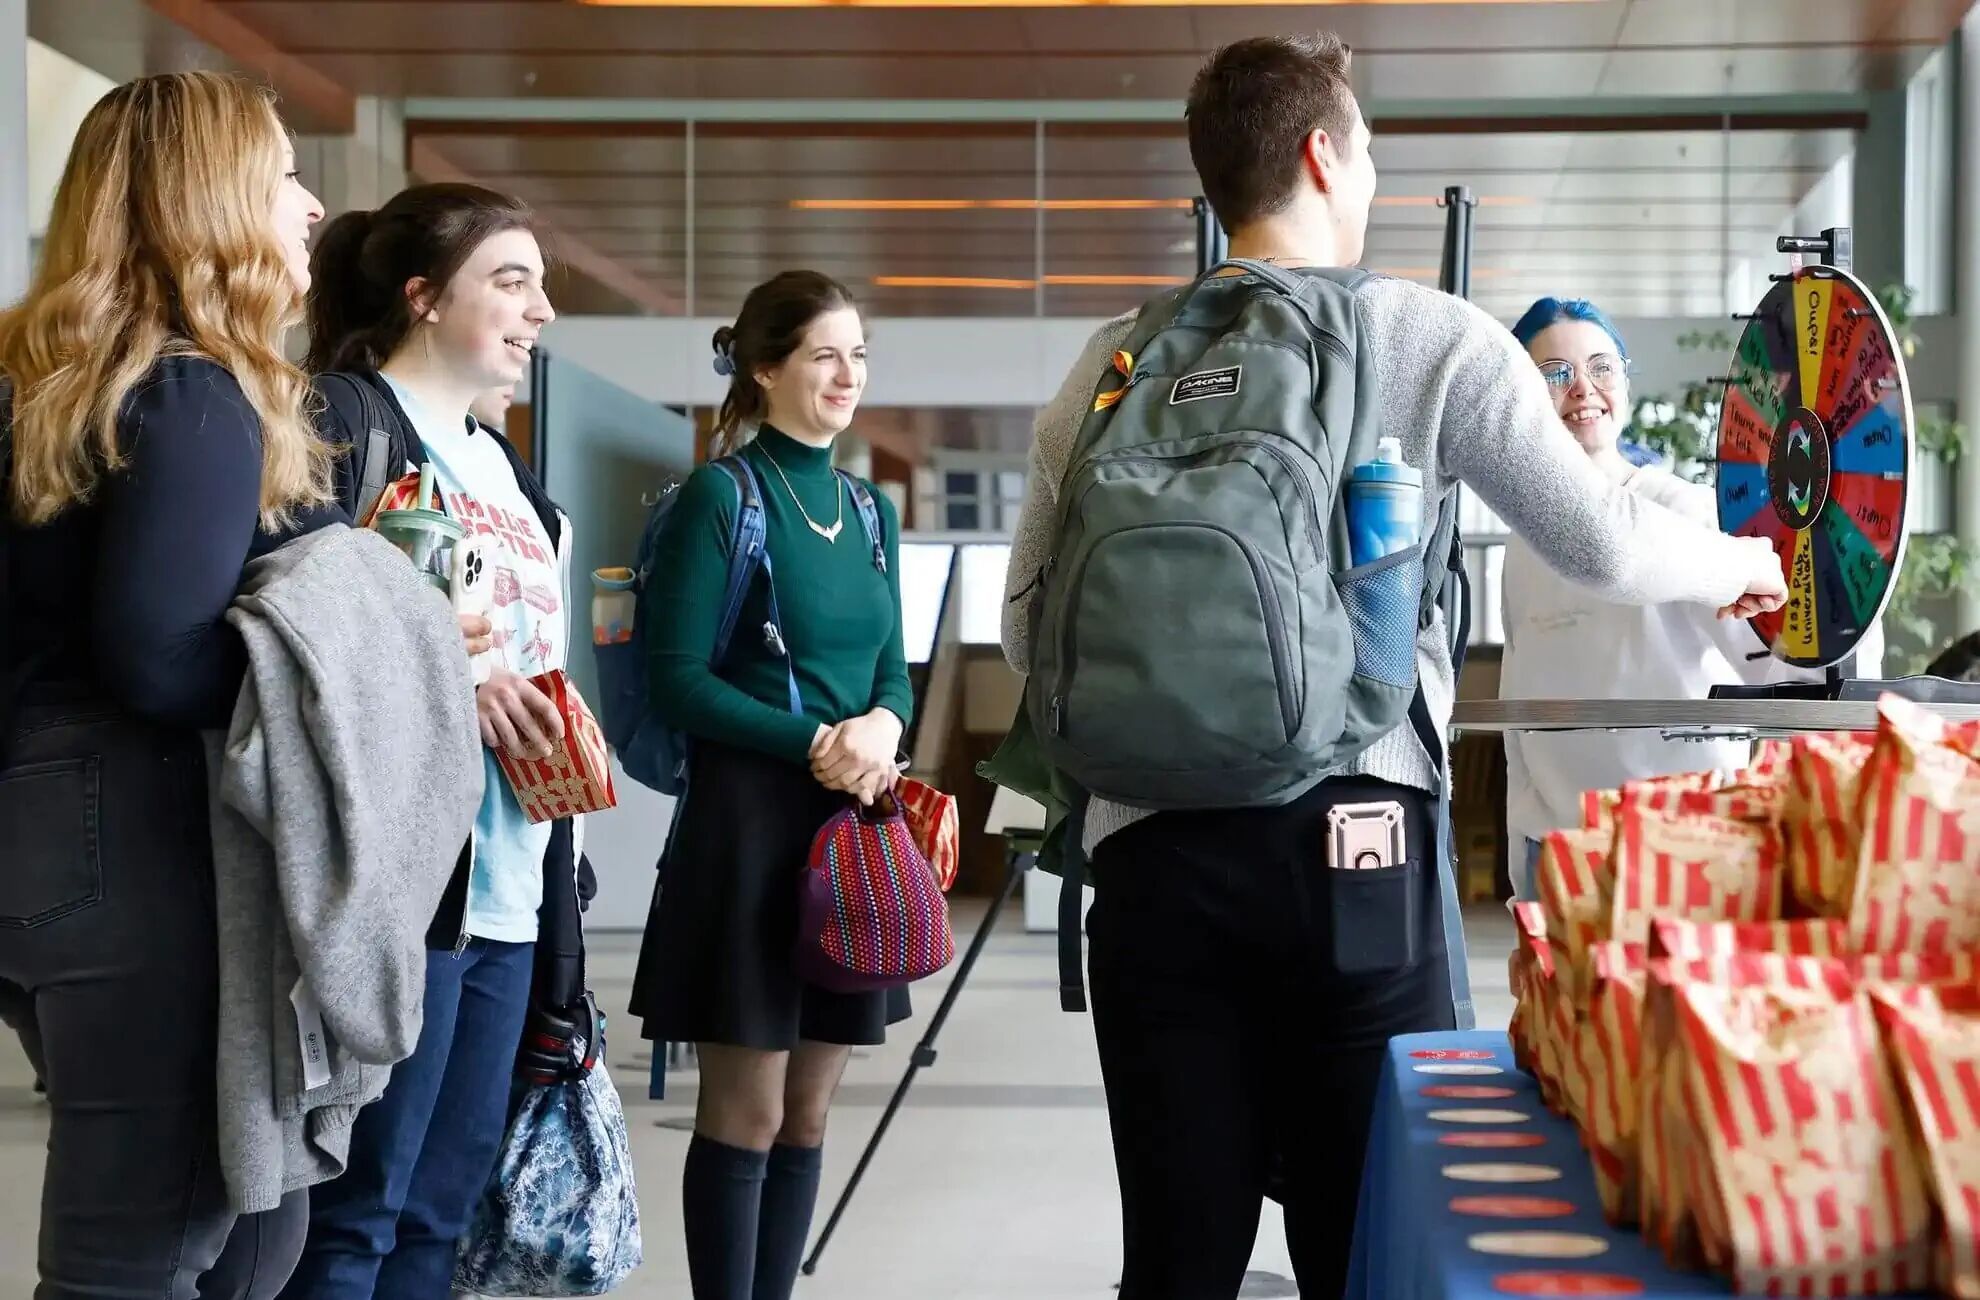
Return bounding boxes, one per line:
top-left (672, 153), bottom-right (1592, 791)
top-left (205, 524), bottom-right (484, 1213)
top-left (1003, 275), bottom-right (1759, 851)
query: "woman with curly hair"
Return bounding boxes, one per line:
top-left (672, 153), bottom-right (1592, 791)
top-left (0, 71), bottom-right (332, 1297)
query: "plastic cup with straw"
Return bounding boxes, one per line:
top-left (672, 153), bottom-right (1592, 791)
top-left (372, 461), bottom-right (463, 591)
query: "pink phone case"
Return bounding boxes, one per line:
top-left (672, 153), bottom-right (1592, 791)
top-left (1325, 801), bottom-right (1405, 871)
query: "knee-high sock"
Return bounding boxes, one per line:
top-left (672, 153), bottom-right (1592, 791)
top-left (752, 1143), bottom-right (824, 1300)
top-left (683, 1135), bottom-right (768, 1300)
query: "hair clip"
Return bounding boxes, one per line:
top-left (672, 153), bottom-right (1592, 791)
top-left (712, 337), bottom-right (737, 377)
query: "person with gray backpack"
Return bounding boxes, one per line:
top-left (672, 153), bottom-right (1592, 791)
top-left (990, 34), bottom-right (1786, 1300)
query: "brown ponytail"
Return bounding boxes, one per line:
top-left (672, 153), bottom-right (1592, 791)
top-left (709, 270), bottom-right (858, 457)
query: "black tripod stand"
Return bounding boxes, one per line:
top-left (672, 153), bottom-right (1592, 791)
top-left (800, 840), bottom-right (1036, 1275)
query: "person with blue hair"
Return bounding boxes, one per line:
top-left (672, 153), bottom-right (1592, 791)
top-left (1496, 297), bottom-right (1882, 900)
top-left (1508, 297), bottom-right (1660, 468)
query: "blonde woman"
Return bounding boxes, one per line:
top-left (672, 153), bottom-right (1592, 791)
top-left (0, 73), bottom-right (332, 1298)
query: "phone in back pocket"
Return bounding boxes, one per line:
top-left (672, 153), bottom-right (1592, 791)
top-left (1321, 798), bottom-right (1418, 973)
top-left (1325, 800), bottom-right (1405, 871)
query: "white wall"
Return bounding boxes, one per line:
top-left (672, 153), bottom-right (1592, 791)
top-left (1724, 152), bottom-right (1855, 317)
top-left (26, 38), bottom-right (113, 240)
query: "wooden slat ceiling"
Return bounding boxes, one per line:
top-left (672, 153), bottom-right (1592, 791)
top-left (206, 0), bottom-right (1966, 101)
top-left (40, 0), bottom-right (1976, 319)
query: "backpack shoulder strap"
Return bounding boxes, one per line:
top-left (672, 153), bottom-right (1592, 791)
top-left (837, 470), bottom-right (887, 574)
top-left (1411, 486), bottom-right (1475, 1032)
top-left (714, 455), bottom-right (803, 714)
top-left (318, 371), bottom-right (401, 523)
top-left (1421, 488), bottom-right (1469, 674)
top-left (708, 456), bottom-right (766, 667)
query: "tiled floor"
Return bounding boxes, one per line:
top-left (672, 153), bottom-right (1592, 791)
top-left (0, 898), bottom-right (1515, 1299)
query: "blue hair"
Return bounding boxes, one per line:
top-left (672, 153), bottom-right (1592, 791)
top-left (1509, 296), bottom-right (1629, 359)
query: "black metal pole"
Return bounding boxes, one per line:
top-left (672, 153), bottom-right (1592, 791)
top-left (527, 344), bottom-right (550, 489)
top-left (1438, 185), bottom-right (1477, 300)
top-left (801, 849), bottom-right (1031, 1276)
top-left (1778, 226), bottom-right (1852, 272)
top-left (1193, 196), bottom-right (1227, 275)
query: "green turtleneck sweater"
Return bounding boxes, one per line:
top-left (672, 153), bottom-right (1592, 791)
top-left (646, 426), bottom-right (913, 765)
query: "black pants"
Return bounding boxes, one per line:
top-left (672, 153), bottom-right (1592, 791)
top-left (1087, 774), bottom-right (1456, 1300)
top-left (1, 971), bottom-right (46, 1081)
top-left (0, 702), bottom-right (307, 1299)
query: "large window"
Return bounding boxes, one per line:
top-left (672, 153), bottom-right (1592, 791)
top-left (916, 462), bottom-right (1027, 534)
top-left (1904, 45), bottom-right (1955, 315)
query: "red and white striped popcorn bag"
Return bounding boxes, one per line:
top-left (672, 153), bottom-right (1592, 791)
top-left (1665, 781), bottom-right (1791, 827)
top-left (1648, 917), bottom-right (1853, 963)
top-left (1609, 802), bottom-right (1787, 952)
top-left (1537, 828), bottom-right (1614, 1128)
top-left (1849, 696), bottom-right (1980, 957)
top-left (1870, 975), bottom-right (1980, 1298)
top-left (358, 468), bottom-right (435, 528)
top-left (1745, 738), bottom-right (1797, 784)
top-left (1639, 955), bottom-right (1715, 1267)
top-left (894, 776), bottom-right (959, 893)
top-left (1672, 972), bottom-right (1936, 1295)
top-left (1586, 939), bottom-right (1649, 1225)
top-left (1510, 903), bottom-right (1578, 1118)
top-left (1508, 901), bottom-right (1550, 1089)
top-left (1785, 729), bottom-right (1878, 917)
top-left (1580, 770), bottom-right (1727, 838)
top-left (493, 670), bottom-right (619, 823)
top-left (1538, 827), bottom-right (1614, 997)
top-left (1639, 954), bottom-right (1855, 1271)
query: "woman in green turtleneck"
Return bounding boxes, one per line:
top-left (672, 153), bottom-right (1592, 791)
top-left (630, 270), bottom-right (912, 1300)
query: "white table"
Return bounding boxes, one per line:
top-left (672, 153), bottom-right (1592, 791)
top-left (1450, 696), bottom-right (1980, 740)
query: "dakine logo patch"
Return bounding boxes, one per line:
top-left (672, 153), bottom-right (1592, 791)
top-left (1170, 365), bottom-right (1242, 405)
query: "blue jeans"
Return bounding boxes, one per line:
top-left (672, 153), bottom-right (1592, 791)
top-left (278, 938), bottom-right (534, 1300)
top-left (1513, 837), bottom-right (1543, 902)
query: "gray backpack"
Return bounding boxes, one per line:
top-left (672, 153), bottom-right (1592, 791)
top-left (1024, 260), bottom-right (1452, 812)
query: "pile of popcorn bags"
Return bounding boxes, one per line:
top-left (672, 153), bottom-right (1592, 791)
top-left (1507, 695), bottom-right (1980, 1296)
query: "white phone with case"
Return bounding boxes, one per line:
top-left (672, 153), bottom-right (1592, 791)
top-left (449, 536), bottom-right (495, 686)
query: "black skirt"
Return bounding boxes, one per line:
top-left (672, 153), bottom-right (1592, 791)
top-left (630, 739), bottom-right (912, 1050)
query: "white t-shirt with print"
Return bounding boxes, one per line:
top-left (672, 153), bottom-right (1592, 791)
top-left (383, 375), bottom-right (566, 943)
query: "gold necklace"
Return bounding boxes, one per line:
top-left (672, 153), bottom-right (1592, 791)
top-left (761, 445), bottom-right (844, 544)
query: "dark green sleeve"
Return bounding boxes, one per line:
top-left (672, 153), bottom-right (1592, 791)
top-left (646, 466), bottom-right (821, 763)
top-left (867, 489), bottom-right (915, 730)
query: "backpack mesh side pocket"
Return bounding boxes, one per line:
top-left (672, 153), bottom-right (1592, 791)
top-left (1336, 549), bottom-right (1422, 689)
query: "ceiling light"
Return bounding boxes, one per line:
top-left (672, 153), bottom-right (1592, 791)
top-left (872, 276), bottom-right (1035, 289)
top-left (1047, 274), bottom-right (1187, 287)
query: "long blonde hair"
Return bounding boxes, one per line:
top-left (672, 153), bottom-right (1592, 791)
top-left (0, 71), bottom-right (330, 528)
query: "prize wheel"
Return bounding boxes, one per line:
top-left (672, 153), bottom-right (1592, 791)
top-left (1715, 265), bottom-right (1913, 669)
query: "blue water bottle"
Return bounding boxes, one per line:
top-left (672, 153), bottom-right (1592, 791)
top-left (1345, 436), bottom-right (1423, 566)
